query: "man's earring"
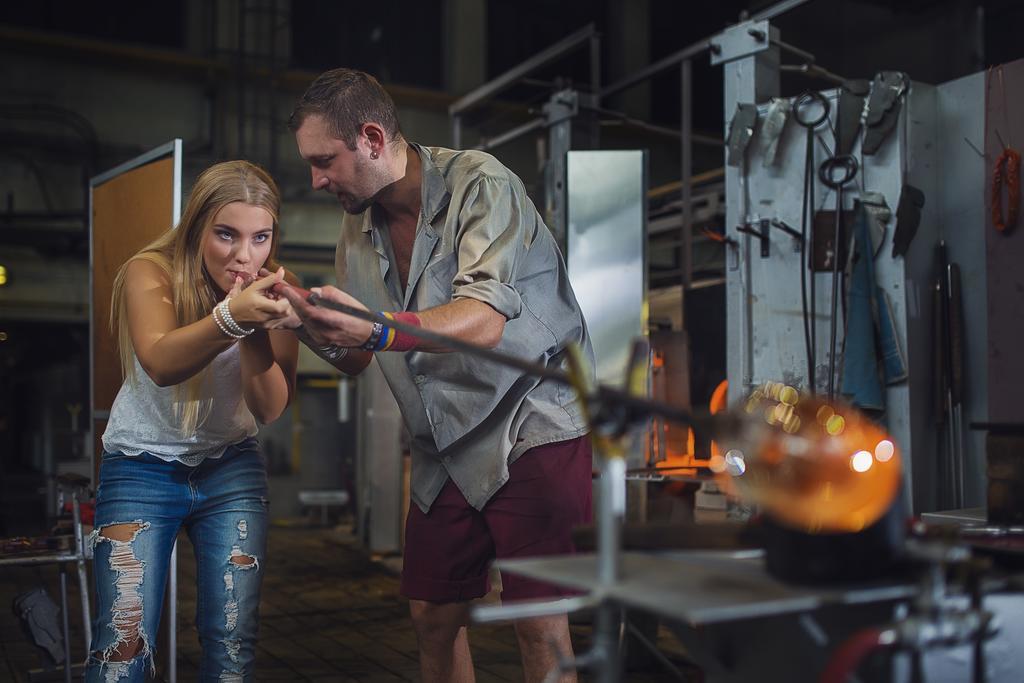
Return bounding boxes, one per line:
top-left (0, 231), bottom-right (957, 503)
top-left (370, 151), bottom-right (379, 160)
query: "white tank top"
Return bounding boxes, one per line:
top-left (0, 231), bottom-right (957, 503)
top-left (101, 344), bottom-right (258, 466)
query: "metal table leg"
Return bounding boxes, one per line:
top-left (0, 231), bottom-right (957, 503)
top-left (59, 566), bottom-right (71, 683)
top-left (169, 539), bottom-right (177, 683)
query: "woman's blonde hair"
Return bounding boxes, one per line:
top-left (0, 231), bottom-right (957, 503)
top-left (109, 160), bottom-right (282, 435)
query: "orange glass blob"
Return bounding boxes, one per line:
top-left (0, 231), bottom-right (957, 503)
top-left (715, 385), bottom-right (902, 534)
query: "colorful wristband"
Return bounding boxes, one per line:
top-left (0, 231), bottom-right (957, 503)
top-left (386, 312), bottom-right (422, 352)
top-left (377, 313), bottom-right (398, 351)
top-left (360, 321), bottom-right (384, 351)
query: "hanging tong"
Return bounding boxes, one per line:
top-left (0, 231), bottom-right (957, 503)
top-left (794, 91), bottom-right (831, 394)
top-left (818, 153), bottom-right (860, 401)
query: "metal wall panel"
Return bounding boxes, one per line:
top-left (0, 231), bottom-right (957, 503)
top-left (722, 70), bottom-right (989, 512)
top-left (566, 150), bottom-right (647, 388)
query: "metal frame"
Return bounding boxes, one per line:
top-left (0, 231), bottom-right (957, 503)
top-left (456, 4), bottom-right (822, 681)
top-left (88, 138), bottom-right (182, 683)
top-left (449, 23), bottom-right (600, 148)
top-left (1, 486), bottom-right (92, 682)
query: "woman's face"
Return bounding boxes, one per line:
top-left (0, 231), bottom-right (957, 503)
top-left (202, 201), bottom-right (275, 294)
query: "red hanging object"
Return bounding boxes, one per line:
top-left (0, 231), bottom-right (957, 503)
top-left (992, 147), bottom-right (1021, 233)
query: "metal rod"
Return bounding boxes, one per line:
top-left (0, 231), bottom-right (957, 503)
top-left (598, 458), bottom-right (626, 585)
top-left (451, 114), bottom-right (462, 149)
top-left (0, 554), bottom-right (86, 567)
top-left (592, 108), bottom-right (723, 146)
top-left (305, 293), bottom-right (716, 432)
top-left (625, 620), bottom-right (690, 681)
top-left (954, 405), bottom-right (962, 507)
top-left (681, 58), bottom-right (694, 292)
top-left (827, 186), bottom-right (842, 401)
top-left (600, 0), bottom-right (813, 102)
top-left (169, 540), bottom-right (178, 683)
top-left (449, 24), bottom-right (597, 116)
top-left (780, 63), bottom-right (847, 86)
top-left (593, 603), bottom-right (622, 683)
top-left (770, 37), bottom-right (816, 64)
top-left (72, 492), bottom-right (91, 651)
top-left (60, 567), bottom-right (71, 683)
top-left (472, 595), bottom-right (598, 623)
top-left (751, 0), bottom-right (815, 21)
top-left (476, 117), bottom-right (547, 151)
top-left (601, 40), bottom-right (711, 100)
top-left (770, 218), bottom-right (804, 241)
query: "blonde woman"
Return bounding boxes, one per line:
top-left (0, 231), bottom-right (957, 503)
top-left (85, 161), bottom-right (298, 682)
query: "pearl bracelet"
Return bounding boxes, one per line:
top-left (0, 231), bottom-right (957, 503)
top-left (217, 300), bottom-right (254, 337)
top-left (212, 305), bottom-right (247, 339)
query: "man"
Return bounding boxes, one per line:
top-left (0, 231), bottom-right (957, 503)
top-left (282, 68), bottom-right (594, 683)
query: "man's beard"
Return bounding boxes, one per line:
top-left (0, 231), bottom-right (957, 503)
top-left (340, 193), bottom-right (373, 214)
top-left (339, 155), bottom-right (389, 214)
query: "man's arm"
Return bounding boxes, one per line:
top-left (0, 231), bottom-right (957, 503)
top-left (292, 322), bottom-right (373, 375)
top-left (279, 283), bottom-right (506, 359)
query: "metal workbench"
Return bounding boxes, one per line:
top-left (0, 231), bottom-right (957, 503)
top-left (498, 549), bottom-right (915, 626)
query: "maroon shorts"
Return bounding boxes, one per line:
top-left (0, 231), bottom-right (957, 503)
top-left (400, 435), bottom-right (593, 603)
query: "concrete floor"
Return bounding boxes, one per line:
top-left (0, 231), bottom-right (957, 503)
top-left (1, 522), bottom-right (700, 681)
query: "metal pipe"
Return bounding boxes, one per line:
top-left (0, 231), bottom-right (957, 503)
top-left (451, 114), bottom-right (462, 149)
top-left (0, 554), bottom-right (86, 566)
top-left (593, 602), bottom-right (622, 683)
top-left (601, 40), bottom-right (711, 100)
top-left (827, 190), bottom-right (843, 401)
top-left (780, 63), bottom-right (847, 86)
top-left (60, 567), bottom-right (71, 683)
top-left (169, 540), bottom-right (178, 683)
top-left (603, 0), bottom-right (815, 102)
top-left (598, 458), bottom-right (626, 584)
top-left (681, 58), bottom-right (694, 291)
top-left (449, 24), bottom-right (597, 116)
top-left (72, 492), bottom-right (91, 652)
top-left (472, 595), bottom-right (597, 623)
top-left (770, 37), bottom-right (816, 63)
top-left (297, 288), bottom-right (719, 431)
top-left (751, 0), bottom-right (815, 21)
top-left (476, 117), bottom-right (546, 151)
top-left (596, 113), bottom-right (722, 146)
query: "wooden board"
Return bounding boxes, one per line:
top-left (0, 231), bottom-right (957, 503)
top-left (91, 154), bottom-right (175, 470)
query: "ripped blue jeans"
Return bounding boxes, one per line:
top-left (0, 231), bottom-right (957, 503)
top-left (85, 439), bottom-right (268, 682)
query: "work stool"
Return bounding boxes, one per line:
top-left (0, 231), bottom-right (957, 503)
top-left (298, 489), bottom-right (350, 526)
top-left (1, 473), bottom-right (93, 683)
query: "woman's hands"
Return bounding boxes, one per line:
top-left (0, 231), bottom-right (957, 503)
top-left (224, 267), bottom-right (293, 330)
top-left (278, 284), bottom-right (375, 348)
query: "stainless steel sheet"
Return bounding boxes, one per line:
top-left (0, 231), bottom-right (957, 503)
top-left (497, 550), bottom-right (915, 625)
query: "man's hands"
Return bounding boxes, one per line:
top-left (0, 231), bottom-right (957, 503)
top-left (275, 281), bottom-right (374, 348)
top-left (224, 267), bottom-right (293, 330)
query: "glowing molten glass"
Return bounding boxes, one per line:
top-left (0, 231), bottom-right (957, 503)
top-left (715, 384), bottom-right (902, 534)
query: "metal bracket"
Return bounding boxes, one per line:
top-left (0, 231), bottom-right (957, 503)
top-left (542, 89), bottom-right (580, 126)
top-left (770, 218), bottom-right (804, 251)
top-left (710, 19), bottom-right (775, 66)
top-left (736, 219), bottom-right (771, 258)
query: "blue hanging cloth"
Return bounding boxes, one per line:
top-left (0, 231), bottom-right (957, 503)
top-left (841, 204), bottom-right (908, 411)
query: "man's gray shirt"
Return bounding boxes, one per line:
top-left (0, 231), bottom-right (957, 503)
top-left (335, 143), bottom-right (594, 513)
